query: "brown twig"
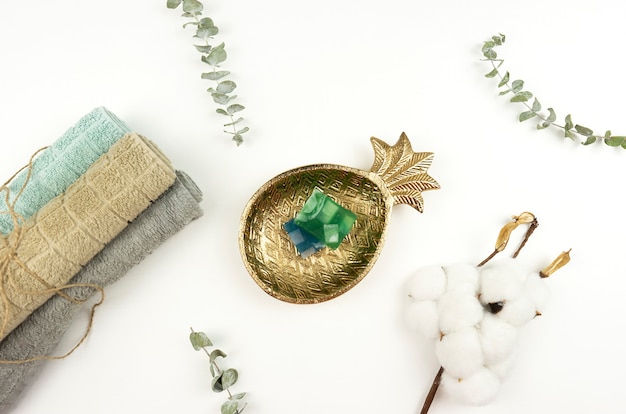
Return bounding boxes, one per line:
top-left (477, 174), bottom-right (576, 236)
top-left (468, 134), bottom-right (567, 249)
top-left (419, 366), bottom-right (444, 414)
top-left (512, 218), bottom-right (539, 258)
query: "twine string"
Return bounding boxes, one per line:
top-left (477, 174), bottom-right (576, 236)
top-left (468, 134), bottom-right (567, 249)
top-left (0, 147), bottom-right (105, 364)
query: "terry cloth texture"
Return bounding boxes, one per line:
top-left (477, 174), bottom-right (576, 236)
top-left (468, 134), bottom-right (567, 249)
top-left (0, 133), bottom-right (176, 341)
top-left (0, 171), bottom-right (203, 412)
top-left (0, 107), bottom-right (130, 235)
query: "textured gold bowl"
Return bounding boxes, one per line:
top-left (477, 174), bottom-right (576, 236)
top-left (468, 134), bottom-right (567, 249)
top-left (239, 164), bottom-right (393, 304)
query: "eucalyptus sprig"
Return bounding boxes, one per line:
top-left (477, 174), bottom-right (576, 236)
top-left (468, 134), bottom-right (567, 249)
top-left (189, 328), bottom-right (247, 414)
top-left (167, 0), bottom-right (249, 146)
top-left (482, 33), bottom-right (626, 149)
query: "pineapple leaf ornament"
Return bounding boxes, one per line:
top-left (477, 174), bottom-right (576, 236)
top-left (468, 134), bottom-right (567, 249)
top-left (239, 132), bottom-right (439, 304)
top-left (405, 212), bottom-right (571, 413)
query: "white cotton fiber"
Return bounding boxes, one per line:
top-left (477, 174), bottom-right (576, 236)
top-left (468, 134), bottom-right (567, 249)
top-left (485, 354), bottom-right (516, 381)
top-left (479, 313), bottom-right (518, 364)
top-left (438, 290), bottom-right (484, 334)
top-left (407, 265), bottom-right (447, 301)
top-left (496, 296), bottom-right (536, 326)
top-left (442, 263), bottom-right (480, 293)
top-left (405, 300), bottom-right (440, 339)
top-left (524, 273), bottom-right (549, 312)
top-left (479, 258), bottom-right (525, 304)
top-left (405, 256), bottom-right (554, 408)
top-left (441, 367), bottom-right (501, 405)
top-left (435, 328), bottom-right (484, 378)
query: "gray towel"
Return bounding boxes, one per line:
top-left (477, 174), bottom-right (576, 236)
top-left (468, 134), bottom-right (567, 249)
top-left (0, 170), bottom-right (203, 412)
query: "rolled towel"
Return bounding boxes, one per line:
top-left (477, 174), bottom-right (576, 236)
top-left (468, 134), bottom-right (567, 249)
top-left (0, 170), bottom-right (203, 411)
top-left (0, 132), bottom-right (176, 341)
top-left (0, 106), bottom-right (130, 235)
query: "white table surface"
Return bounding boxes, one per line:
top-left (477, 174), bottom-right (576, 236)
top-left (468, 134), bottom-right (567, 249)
top-left (1, 1), bottom-right (624, 413)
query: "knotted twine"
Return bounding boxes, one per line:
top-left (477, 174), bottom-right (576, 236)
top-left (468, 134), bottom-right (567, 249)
top-left (0, 133), bottom-right (177, 363)
top-left (0, 147), bottom-right (102, 363)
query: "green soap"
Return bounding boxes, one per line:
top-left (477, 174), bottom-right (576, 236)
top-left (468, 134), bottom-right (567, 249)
top-left (294, 189), bottom-right (357, 249)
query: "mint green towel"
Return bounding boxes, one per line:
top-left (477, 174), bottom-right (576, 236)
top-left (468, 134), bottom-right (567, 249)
top-left (0, 106), bottom-right (130, 234)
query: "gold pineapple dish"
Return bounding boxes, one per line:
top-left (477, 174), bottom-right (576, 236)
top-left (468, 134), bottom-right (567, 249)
top-left (239, 133), bottom-right (439, 304)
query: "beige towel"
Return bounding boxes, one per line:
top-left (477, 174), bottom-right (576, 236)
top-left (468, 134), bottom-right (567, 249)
top-left (0, 132), bottom-right (176, 341)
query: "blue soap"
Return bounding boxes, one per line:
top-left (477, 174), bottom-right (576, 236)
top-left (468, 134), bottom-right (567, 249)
top-left (283, 219), bottom-right (325, 258)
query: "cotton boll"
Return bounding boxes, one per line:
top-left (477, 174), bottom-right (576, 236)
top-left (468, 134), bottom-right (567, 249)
top-left (438, 290), bottom-right (484, 334)
top-left (405, 300), bottom-right (440, 340)
top-left (479, 313), bottom-right (518, 365)
top-left (479, 258), bottom-right (526, 304)
top-left (524, 273), bottom-right (549, 312)
top-left (442, 263), bottom-right (480, 293)
top-left (441, 367), bottom-right (501, 405)
top-left (497, 295), bottom-right (536, 326)
top-left (486, 354), bottom-right (516, 381)
top-left (435, 328), bottom-right (484, 378)
top-left (407, 265), bottom-right (447, 301)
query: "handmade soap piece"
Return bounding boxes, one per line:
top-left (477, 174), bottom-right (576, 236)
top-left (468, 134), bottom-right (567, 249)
top-left (294, 188), bottom-right (357, 249)
top-left (0, 107), bottom-right (130, 235)
top-left (0, 132), bottom-right (176, 341)
top-left (0, 170), bottom-right (203, 410)
top-left (283, 219), bottom-right (325, 258)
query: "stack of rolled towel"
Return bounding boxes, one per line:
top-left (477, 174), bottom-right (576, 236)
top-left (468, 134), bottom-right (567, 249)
top-left (0, 107), bottom-right (204, 411)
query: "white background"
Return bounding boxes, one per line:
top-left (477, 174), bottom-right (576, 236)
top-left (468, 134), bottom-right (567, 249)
top-left (1, 1), bottom-right (625, 413)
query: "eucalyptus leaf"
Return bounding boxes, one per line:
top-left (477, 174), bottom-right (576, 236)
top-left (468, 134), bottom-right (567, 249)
top-left (498, 71), bottom-right (510, 88)
top-left (210, 349), bottom-right (227, 363)
top-left (182, 0), bottom-right (203, 13)
top-left (216, 108), bottom-right (229, 115)
top-left (212, 373), bottom-right (225, 392)
top-left (483, 48), bottom-right (497, 59)
top-left (531, 98), bottom-right (541, 112)
top-left (233, 135), bottom-right (244, 146)
top-left (537, 121), bottom-right (550, 130)
top-left (564, 114), bottom-right (573, 130)
top-left (196, 18), bottom-right (219, 38)
top-left (194, 44), bottom-right (212, 53)
top-left (207, 43), bottom-right (227, 65)
top-left (166, 0), bottom-right (182, 9)
top-left (485, 68), bottom-right (498, 78)
top-left (236, 126), bottom-right (250, 134)
top-left (546, 108), bottom-right (557, 123)
top-left (511, 79), bottom-right (524, 93)
top-left (606, 136), bottom-right (626, 147)
top-left (510, 91), bottom-right (533, 102)
top-left (519, 110), bottom-right (536, 122)
top-left (221, 400), bottom-right (239, 414)
top-left (582, 136), bottom-right (597, 145)
top-left (212, 92), bottom-right (233, 105)
top-left (202, 70), bottom-right (230, 80)
top-left (190, 331), bottom-right (212, 350)
top-left (222, 369), bottom-right (239, 389)
top-left (227, 104), bottom-right (245, 114)
top-left (217, 80), bottom-right (237, 93)
top-left (574, 124), bottom-right (593, 136)
top-left (230, 393), bottom-right (246, 400)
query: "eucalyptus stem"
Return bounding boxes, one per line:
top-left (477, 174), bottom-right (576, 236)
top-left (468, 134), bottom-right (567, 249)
top-left (189, 327), bottom-right (247, 414)
top-left (167, 0), bottom-right (249, 146)
top-left (482, 33), bottom-right (626, 149)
